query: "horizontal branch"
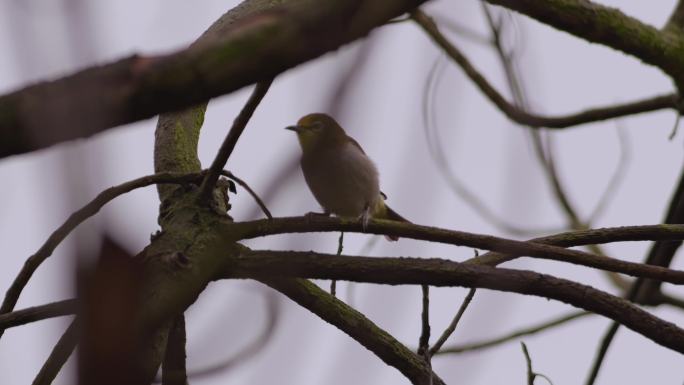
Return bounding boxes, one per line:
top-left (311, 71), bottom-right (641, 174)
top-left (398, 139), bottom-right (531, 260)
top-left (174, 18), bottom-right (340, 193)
top-left (412, 10), bottom-right (678, 129)
top-left (229, 250), bottom-right (684, 354)
top-left (485, 0), bottom-right (684, 86)
top-left (0, 299), bottom-right (76, 331)
top-left (0, 0), bottom-right (426, 158)
top-left (232, 216), bottom-right (684, 283)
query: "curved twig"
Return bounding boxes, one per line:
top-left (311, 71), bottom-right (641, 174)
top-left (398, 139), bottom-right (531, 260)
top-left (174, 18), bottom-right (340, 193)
top-left (436, 311), bottom-right (590, 354)
top-left (0, 171), bottom-right (204, 339)
top-left (222, 171), bottom-right (273, 219)
top-left (411, 9), bottom-right (678, 130)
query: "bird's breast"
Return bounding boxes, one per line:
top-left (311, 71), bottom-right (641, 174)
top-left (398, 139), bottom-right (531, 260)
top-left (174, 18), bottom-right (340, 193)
top-left (301, 143), bottom-right (380, 217)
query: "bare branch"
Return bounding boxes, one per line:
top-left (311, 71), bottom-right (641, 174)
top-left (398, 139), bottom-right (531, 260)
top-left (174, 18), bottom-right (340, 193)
top-left (484, 0), bottom-right (684, 86)
top-left (230, 250), bottom-right (684, 354)
top-left (428, 288), bottom-right (476, 356)
top-left (0, 299), bottom-right (76, 331)
top-left (411, 9), bottom-right (678, 129)
top-left (0, 0), bottom-right (429, 159)
top-left (0, 171), bottom-right (203, 337)
top-left (262, 278), bottom-right (444, 385)
top-left (436, 311), bottom-right (590, 354)
top-left (32, 319), bottom-right (78, 385)
top-left (199, 80), bottom-right (273, 202)
top-left (222, 171), bottom-right (273, 219)
top-left (417, 285), bottom-right (431, 356)
top-left (585, 321), bottom-right (619, 385)
top-left (234, 216), bottom-right (684, 284)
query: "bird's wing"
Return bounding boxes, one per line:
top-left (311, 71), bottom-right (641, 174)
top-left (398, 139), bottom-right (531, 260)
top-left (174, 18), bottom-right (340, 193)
top-left (347, 136), bottom-right (366, 155)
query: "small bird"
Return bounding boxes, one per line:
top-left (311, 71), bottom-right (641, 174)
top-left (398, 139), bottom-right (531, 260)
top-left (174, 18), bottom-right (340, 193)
top-left (286, 113), bottom-right (408, 240)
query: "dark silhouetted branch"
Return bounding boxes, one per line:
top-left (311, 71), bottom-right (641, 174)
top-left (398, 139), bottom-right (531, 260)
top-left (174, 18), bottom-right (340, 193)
top-left (162, 315), bottom-right (187, 385)
top-left (484, 0), bottom-right (684, 86)
top-left (234, 216), bottom-right (684, 284)
top-left (222, 171), bottom-right (273, 219)
top-left (0, 0), bottom-right (430, 159)
top-left (0, 299), bottom-right (76, 331)
top-left (429, 288), bottom-right (476, 356)
top-left (230, 250), bottom-right (684, 354)
top-left (412, 9), bottom-right (678, 129)
top-left (0, 171), bottom-right (204, 339)
top-left (32, 319), bottom-right (78, 385)
top-left (262, 278), bottom-right (444, 385)
top-left (199, 80), bottom-right (273, 202)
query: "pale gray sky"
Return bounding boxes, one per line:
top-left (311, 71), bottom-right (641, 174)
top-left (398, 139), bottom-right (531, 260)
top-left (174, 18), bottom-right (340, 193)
top-left (0, 1), bottom-right (682, 384)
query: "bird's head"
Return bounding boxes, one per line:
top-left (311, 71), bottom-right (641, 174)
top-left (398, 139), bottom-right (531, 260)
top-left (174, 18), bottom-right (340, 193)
top-left (285, 113), bottom-right (347, 153)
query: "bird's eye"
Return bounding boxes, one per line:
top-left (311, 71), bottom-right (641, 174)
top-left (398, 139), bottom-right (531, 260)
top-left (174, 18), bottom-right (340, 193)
top-left (310, 121), bottom-right (323, 130)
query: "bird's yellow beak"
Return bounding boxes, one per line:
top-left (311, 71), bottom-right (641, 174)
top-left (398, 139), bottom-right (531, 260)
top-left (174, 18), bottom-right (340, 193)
top-left (285, 125), bottom-right (302, 133)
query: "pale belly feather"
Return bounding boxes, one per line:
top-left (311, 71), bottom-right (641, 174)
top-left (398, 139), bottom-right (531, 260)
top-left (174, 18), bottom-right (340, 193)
top-left (301, 143), bottom-right (380, 217)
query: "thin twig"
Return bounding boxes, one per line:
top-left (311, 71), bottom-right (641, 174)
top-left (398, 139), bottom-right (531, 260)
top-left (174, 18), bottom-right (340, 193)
top-left (0, 171), bottom-right (204, 340)
top-left (32, 319), bottom-right (78, 385)
top-left (411, 9), bottom-right (678, 130)
top-left (0, 299), bottom-right (76, 331)
top-left (585, 321), bottom-right (619, 385)
top-left (422, 54), bottom-right (556, 236)
top-left (331, 232), bottom-right (344, 297)
top-left (221, 170), bottom-right (273, 219)
top-left (521, 342), bottom-right (534, 385)
top-left (587, 124), bottom-right (631, 224)
top-left (198, 79), bottom-right (273, 202)
top-left (428, 288), bottom-right (476, 356)
top-left (669, 111), bottom-right (681, 140)
top-left (436, 311), bottom-right (590, 354)
top-left (521, 342), bottom-right (553, 385)
top-left (346, 236), bottom-right (380, 307)
top-left (418, 285), bottom-right (431, 356)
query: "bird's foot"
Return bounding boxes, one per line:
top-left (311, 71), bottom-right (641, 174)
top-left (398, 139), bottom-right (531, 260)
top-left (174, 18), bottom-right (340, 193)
top-left (358, 204), bottom-right (372, 232)
top-left (305, 211), bottom-right (331, 218)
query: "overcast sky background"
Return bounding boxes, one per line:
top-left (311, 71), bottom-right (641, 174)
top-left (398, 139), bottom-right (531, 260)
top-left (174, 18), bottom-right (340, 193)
top-left (0, 0), bottom-right (682, 384)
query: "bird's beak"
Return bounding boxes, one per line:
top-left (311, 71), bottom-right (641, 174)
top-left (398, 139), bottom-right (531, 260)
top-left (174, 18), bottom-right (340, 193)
top-left (285, 125), bottom-right (302, 133)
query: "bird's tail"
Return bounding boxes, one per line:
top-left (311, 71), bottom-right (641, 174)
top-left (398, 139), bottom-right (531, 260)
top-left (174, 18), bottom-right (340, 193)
top-left (382, 204), bottom-right (409, 241)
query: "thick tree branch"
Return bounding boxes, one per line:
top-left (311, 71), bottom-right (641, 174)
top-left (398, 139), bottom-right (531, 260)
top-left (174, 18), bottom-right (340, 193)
top-left (411, 9), bottom-right (678, 129)
top-left (162, 315), bottom-right (187, 385)
top-left (0, 0), bottom-right (428, 159)
top-left (262, 278), bottom-right (443, 385)
top-left (232, 216), bottom-right (684, 283)
top-left (229, 250), bottom-right (684, 354)
top-left (484, 0), bottom-right (684, 87)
